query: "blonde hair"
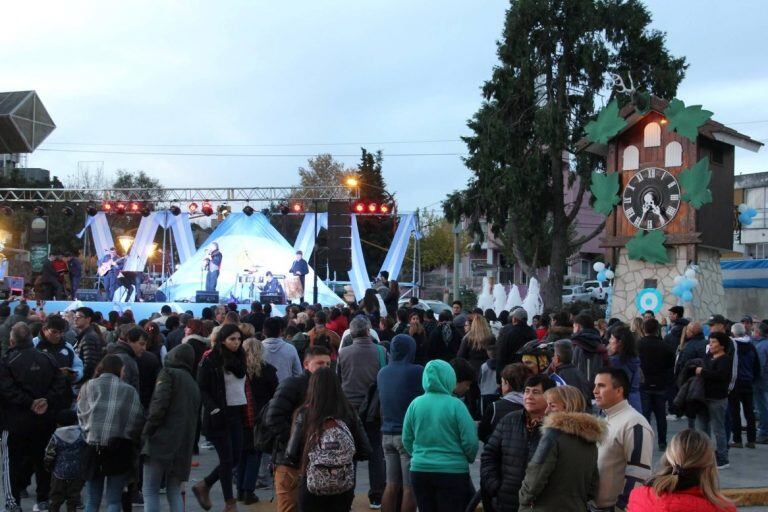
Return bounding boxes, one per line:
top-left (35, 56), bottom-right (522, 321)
top-left (631, 317), bottom-right (645, 337)
top-left (651, 429), bottom-right (732, 509)
top-left (242, 337), bottom-right (264, 378)
top-left (544, 385), bottom-right (586, 412)
top-left (239, 322), bottom-right (255, 339)
top-left (468, 316), bottom-right (493, 350)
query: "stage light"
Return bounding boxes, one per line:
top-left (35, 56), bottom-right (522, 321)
top-left (291, 202), bottom-right (304, 213)
top-left (141, 205), bottom-right (153, 217)
top-left (117, 235), bottom-right (134, 253)
top-left (102, 202), bottom-right (113, 213)
top-left (279, 204), bottom-right (289, 215)
top-left (380, 204), bottom-right (389, 214)
top-left (345, 177), bottom-right (359, 188)
top-left (218, 204), bottom-right (231, 216)
top-left (129, 202), bottom-right (141, 213)
top-left (368, 203), bottom-right (378, 213)
top-left (201, 201), bottom-right (214, 216)
top-left (86, 206), bottom-right (98, 217)
top-left (188, 202), bottom-right (199, 214)
top-left (261, 208), bottom-right (271, 217)
top-left (243, 205), bottom-right (254, 216)
top-left (115, 202), bottom-right (127, 215)
top-left (33, 206), bottom-right (46, 217)
top-left (169, 205), bottom-right (181, 216)
top-left (61, 206), bottom-right (75, 217)
top-left (0, 206), bottom-right (13, 216)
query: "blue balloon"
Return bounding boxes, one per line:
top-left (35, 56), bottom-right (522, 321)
top-left (671, 285), bottom-right (683, 297)
top-left (748, 207), bottom-right (758, 216)
top-left (597, 270), bottom-right (607, 282)
top-left (682, 290), bottom-right (693, 302)
top-left (680, 279), bottom-right (695, 291)
top-left (740, 212), bottom-right (753, 226)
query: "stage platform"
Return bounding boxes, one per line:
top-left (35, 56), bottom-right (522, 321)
top-left (39, 300), bottom-right (288, 319)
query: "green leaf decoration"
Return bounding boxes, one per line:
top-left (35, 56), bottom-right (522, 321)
top-left (626, 230), bottom-right (669, 264)
top-left (590, 171), bottom-right (620, 215)
top-left (679, 157), bottom-right (713, 209)
top-left (585, 99), bottom-right (627, 144)
top-left (663, 98), bottom-right (713, 141)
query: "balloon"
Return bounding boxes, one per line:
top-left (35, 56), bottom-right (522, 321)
top-left (671, 285), bottom-right (683, 297)
top-left (685, 268), bottom-right (696, 279)
top-left (597, 270), bottom-right (607, 282)
top-left (689, 278), bottom-right (699, 289)
top-left (605, 270), bottom-right (615, 280)
top-left (680, 279), bottom-right (695, 291)
top-left (593, 262), bottom-right (606, 272)
top-left (738, 203), bottom-right (748, 213)
top-left (673, 275), bottom-right (684, 285)
top-left (740, 212), bottom-right (754, 226)
top-left (748, 207), bottom-right (758, 216)
top-left (682, 290), bottom-right (693, 302)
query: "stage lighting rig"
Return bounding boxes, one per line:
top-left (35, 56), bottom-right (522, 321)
top-left (201, 201), bottom-right (214, 216)
top-left (243, 205), bottom-right (255, 216)
top-left (86, 206), bottom-right (98, 217)
top-left (129, 202), bottom-right (141, 214)
top-left (115, 202), bottom-right (127, 215)
top-left (141, 205), bottom-right (153, 217)
top-left (61, 206), bottom-right (75, 217)
top-left (291, 202), bottom-right (304, 214)
top-left (169, 205), bottom-right (182, 216)
top-left (351, 200), bottom-right (394, 216)
top-left (33, 206), bottom-right (46, 217)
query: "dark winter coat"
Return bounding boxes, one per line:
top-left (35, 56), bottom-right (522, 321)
top-left (663, 318), bottom-right (690, 348)
top-left (570, 328), bottom-right (609, 385)
top-left (549, 363), bottom-right (593, 408)
top-left (674, 358), bottom-right (707, 417)
top-left (477, 393), bottom-right (523, 443)
top-left (182, 334), bottom-right (208, 379)
top-left (456, 335), bottom-right (490, 376)
top-left (141, 344), bottom-right (201, 480)
top-left (197, 348), bottom-right (246, 437)
top-left (75, 325), bottom-right (105, 382)
top-left (638, 334), bottom-right (676, 392)
top-left (675, 333), bottom-right (707, 377)
top-left (480, 409), bottom-right (542, 512)
top-left (242, 363), bottom-right (279, 451)
top-left (137, 351), bottom-right (161, 410)
top-left (543, 325), bottom-right (573, 344)
top-left (263, 371), bottom-right (311, 466)
top-left (700, 352), bottom-right (733, 400)
top-left (496, 322), bottom-right (537, 381)
top-left (106, 340), bottom-right (140, 392)
top-left (518, 411), bottom-right (606, 512)
top-left (733, 336), bottom-right (761, 391)
top-left (426, 322), bottom-right (460, 362)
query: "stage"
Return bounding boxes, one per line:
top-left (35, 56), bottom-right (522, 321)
top-left (39, 300), bottom-right (290, 318)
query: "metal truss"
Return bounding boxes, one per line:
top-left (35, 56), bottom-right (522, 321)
top-left (0, 186), bottom-right (358, 203)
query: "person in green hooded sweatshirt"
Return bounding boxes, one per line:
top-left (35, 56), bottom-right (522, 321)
top-left (402, 359), bottom-right (479, 512)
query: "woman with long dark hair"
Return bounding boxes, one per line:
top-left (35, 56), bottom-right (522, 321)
top-left (143, 321), bottom-right (166, 361)
top-left (192, 324), bottom-right (247, 512)
top-left (285, 367), bottom-right (371, 512)
top-left (608, 324), bottom-right (642, 412)
top-left (361, 288), bottom-right (382, 326)
top-left (408, 310), bottom-right (428, 366)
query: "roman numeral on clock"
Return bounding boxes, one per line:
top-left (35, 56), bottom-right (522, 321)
top-left (625, 207), bottom-right (635, 218)
top-left (670, 194), bottom-right (679, 201)
top-left (647, 220), bottom-right (654, 229)
top-left (666, 206), bottom-right (676, 217)
top-left (623, 197), bottom-right (632, 204)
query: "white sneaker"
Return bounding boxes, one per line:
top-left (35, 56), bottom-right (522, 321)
top-left (665, 414), bottom-right (679, 421)
top-left (717, 463), bottom-right (730, 470)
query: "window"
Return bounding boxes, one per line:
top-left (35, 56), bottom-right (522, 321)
top-left (664, 141), bottom-right (683, 167)
top-left (622, 145), bottom-right (639, 171)
top-left (745, 187), bottom-right (766, 229)
top-left (747, 243), bottom-right (768, 259)
top-left (644, 122), bottom-right (661, 147)
top-left (580, 259), bottom-right (590, 278)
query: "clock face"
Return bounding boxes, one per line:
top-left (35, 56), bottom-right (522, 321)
top-left (621, 167), bottom-right (681, 231)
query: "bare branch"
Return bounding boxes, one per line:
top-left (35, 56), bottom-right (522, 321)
top-left (565, 178), bottom-right (588, 226)
top-left (569, 218), bottom-right (606, 250)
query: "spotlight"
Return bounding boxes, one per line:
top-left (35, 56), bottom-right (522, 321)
top-left (291, 202), bottom-right (304, 213)
top-left (33, 206), bottom-right (46, 216)
top-left (217, 204), bottom-right (231, 216)
top-left (261, 208), bottom-right (271, 217)
top-left (243, 205), bottom-right (254, 216)
top-left (201, 201), bottom-right (214, 216)
top-left (368, 203), bottom-right (378, 213)
top-left (0, 205), bottom-right (13, 216)
top-left (188, 202), bottom-right (199, 214)
top-left (353, 202), bottom-right (365, 213)
top-left (380, 204), bottom-right (390, 214)
top-left (102, 202), bottom-right (113, 213)
top-left (129, 202), bottom-right (141, 213)
top-left (86, 206), bottom-right (98, 217)
top-left (115, 202), bottom-right (126, 215)
top-left (61, 206), bottom-right (75, 217)
top-left (169, 205), bottom-right (181, 216)
top-left (279, 204), bottom-right (289, 215)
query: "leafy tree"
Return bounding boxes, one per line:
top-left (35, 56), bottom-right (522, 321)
top-left (443, 0), bottom-right (686, 307)
top-left (354, 148), bottom-right (396, 275)
top-left (113, 169), bottom-right (163, 200)
top-left (298, 154), bottom-right (355, 202)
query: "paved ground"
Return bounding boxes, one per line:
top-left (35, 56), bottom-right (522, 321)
top-left (15, 417), bottom-right (768, 511)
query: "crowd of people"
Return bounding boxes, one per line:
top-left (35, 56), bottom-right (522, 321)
top-left (0, 289), bottom-right (761, 512)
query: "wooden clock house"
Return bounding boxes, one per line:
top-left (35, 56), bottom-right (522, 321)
top-left (582, 96), bottom-right (762, 321)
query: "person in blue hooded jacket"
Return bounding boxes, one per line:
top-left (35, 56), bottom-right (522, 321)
top-left (402, 359), bottom-right (478, 512)
top-left (377, 334), bottom-right (423, 512)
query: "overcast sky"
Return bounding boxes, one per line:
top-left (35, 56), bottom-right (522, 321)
top-left (3, 1), bottom-right (767, 213)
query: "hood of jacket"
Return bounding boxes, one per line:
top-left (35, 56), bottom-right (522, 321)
top-left (548, 325), bottom-right (573, 339)
top-left (390, 334), bottom-right (416, 363)
top-left (502, 391), bottom-right (524, 406)
top-left (183, 334), bottom-right (209, 346)
top-left (572, 327), bottom-right (604, 351)
top-left (262, 337), bottom-right (289, 353)
top-left (110, 340), bottom-right (136, 359)
top-left (543, 411), bottom-right (606, 444)
top-left (422, 359), bottom-right (456, 395)
top-left (54, 425), bottom-right (83, 444)
top-left (165, 343), bottom-right (194, 372)
top-left (734, 335), bottom-right (752, 345)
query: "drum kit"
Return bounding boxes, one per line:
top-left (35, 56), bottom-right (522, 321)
top-left (234, 264), bottom-right (288, 302)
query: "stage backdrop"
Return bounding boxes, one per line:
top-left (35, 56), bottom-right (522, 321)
top-left (159, 212), bottom-right (342, 305)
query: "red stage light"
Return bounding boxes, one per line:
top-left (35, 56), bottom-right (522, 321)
top-left (354, 202), bottom-right (365, 213)
top-left (291, 202), bottom-right (303, 213)
top-left (103, 202), bottom-right (113, 212)
top-left (129, 202), bottom-right (140, 212)
top-left (368, 203), bottom-right (377, 213)
top-left (188, 202), bottom-right (199, 213)
top-left (115, 202), bottom-right (127, 214)
top-left (380, 204), bottom-right (389, 214)
top-left (201, 201), bottom-right (213, 216)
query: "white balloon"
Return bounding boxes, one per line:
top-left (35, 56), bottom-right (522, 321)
top-left (689, 278), bottom-right (699, 288)
top-left (673, 275), bottom-right (684, 285)
top-left (685, 268), bottom-right (696, 279)
top-left (738, 203), bottom-right (749, 213)
top-left (605, 270), bottom-right (615, 279)
top-left (593, 262), bottom-right (606, 272)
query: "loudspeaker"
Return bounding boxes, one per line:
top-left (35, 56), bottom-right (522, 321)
top-left (327, 200), bottom-right (352, 272)
top-left (195, 290), bottom-right (219, 303)
top-left (75, 289), bottom-right (100, 301)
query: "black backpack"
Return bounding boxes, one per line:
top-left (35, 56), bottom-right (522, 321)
top-left (253, 402), bottom-right (274, 453)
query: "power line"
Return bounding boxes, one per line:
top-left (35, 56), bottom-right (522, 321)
top-left (42, 139), bottom-right (463, 148)
top-left (36, 148), bottom-right (465, 158)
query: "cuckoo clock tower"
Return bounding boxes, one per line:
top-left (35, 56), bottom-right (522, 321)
top-left (581, 96), bottom-right (762, 322)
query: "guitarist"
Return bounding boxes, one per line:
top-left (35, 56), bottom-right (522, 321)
top-left (203, 242), bottom-right (222, 292)
top-left (98, 247), bottom-right (124, 301)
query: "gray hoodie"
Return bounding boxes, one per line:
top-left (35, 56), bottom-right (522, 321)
top-left (262, 337), bottom-right (302, 382)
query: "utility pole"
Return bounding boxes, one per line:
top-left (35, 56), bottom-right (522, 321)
top-left (452, 223), bottom-right (461, 302)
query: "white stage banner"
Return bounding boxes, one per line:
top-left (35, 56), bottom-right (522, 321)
top-left (379, 213), bottom-right (416, 281)
top-left (76, 212), bottom-right (115, 259)
top-left (349, 215), bottom-right (370, 301)
top-left (293, 213), bottom-right (328, 257)
top-left (124, 211), bottom-right (196, 271)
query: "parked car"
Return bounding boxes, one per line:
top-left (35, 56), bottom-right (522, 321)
top-left (398, 299), bottom-right (453, 316)
top-left (582, 280), bottom-right (610, 302)
top-left (561, 285), bottom-right (591, 304)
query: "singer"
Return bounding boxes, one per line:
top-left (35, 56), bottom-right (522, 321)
top-left (203, 242), bottom-right (222, 292)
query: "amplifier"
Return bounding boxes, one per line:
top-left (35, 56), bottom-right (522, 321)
top-left (75, 289), bottom-right (100, 301)
top-left (260, 293), bottom-right (284, 305)
top-left (195, 290), bottom-right (219, 304)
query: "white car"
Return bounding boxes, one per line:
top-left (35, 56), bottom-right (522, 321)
top-left (582, 280), bottom-right (610, 302)
top-left (561, 285), bottom-right (591, 304)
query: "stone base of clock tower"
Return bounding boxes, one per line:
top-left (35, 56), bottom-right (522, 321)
top-left (610, 246), bottom-right (726, 322)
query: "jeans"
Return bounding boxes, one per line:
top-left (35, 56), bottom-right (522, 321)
top-left (382, 434), bottom-right (411, 487)
top-left (205, 270), bottom-right (219, 292)
top-left (695, 398), bottom-right (729, 465)
top-left (410, 471), bottom-right (473, 512)
top-left (236, 449), bottom-right (263, 493)
top-left (362, 422), bottom-right (386, 503)
top-left (641, 389), bottom-right (668, 446)
top-left (299, 481), bottom-right (354, 512)
top-left (729, 388), bottom-right (756, 443)
top-left (755, 386), bottom-right (768, 439)
top-left (85, 472), bottom-right (130, 512)
top-left (204, 407), bottom-right (243, 501)
top-left (142, 460), bottom-right (183, 512)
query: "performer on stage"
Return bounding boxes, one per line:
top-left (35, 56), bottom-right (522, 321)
top-left (204, 242), bottom-right (222, 292)
top-left (66, 251), bottom-right (82, 299)
top-left (98, 247), bottom-right (124, 301)
top-left (40, 254), bottom-right (65, 299)
top-left (112, 272), bottom-right (137, 302)
top-left (289, 250), bottom-right (309, 303)
top-left (262, 271), bottom-right (285, 304)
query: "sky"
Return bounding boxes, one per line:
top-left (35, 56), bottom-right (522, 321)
top-left (3, 0), bottom-right (767, 214)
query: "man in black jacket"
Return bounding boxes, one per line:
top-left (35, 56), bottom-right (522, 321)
top-left (264, 346), bottom-right (331, 512)
top-left (496, 308), bottom-right (536, 382)
top-left (663, 305), bottom-right (689, 348)
top-left (0, 322), bottom-right (67, 509)
top-left (548, 340), bottom-right (593, 408)
top-left (426, 310), bottom-right (459, 362)
top-left (638, 318), bottom-right (676, 449)
top-left (73, 307), bottom-right (105, 382)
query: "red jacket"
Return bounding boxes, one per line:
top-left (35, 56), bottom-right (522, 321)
top-left (628, 485), bottom-right (736, 512)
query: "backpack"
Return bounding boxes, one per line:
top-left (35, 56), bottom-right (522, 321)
top-left (305, 418), bottom-right (356, 496)
top-left (253, 402), bottom-right (274, 453)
